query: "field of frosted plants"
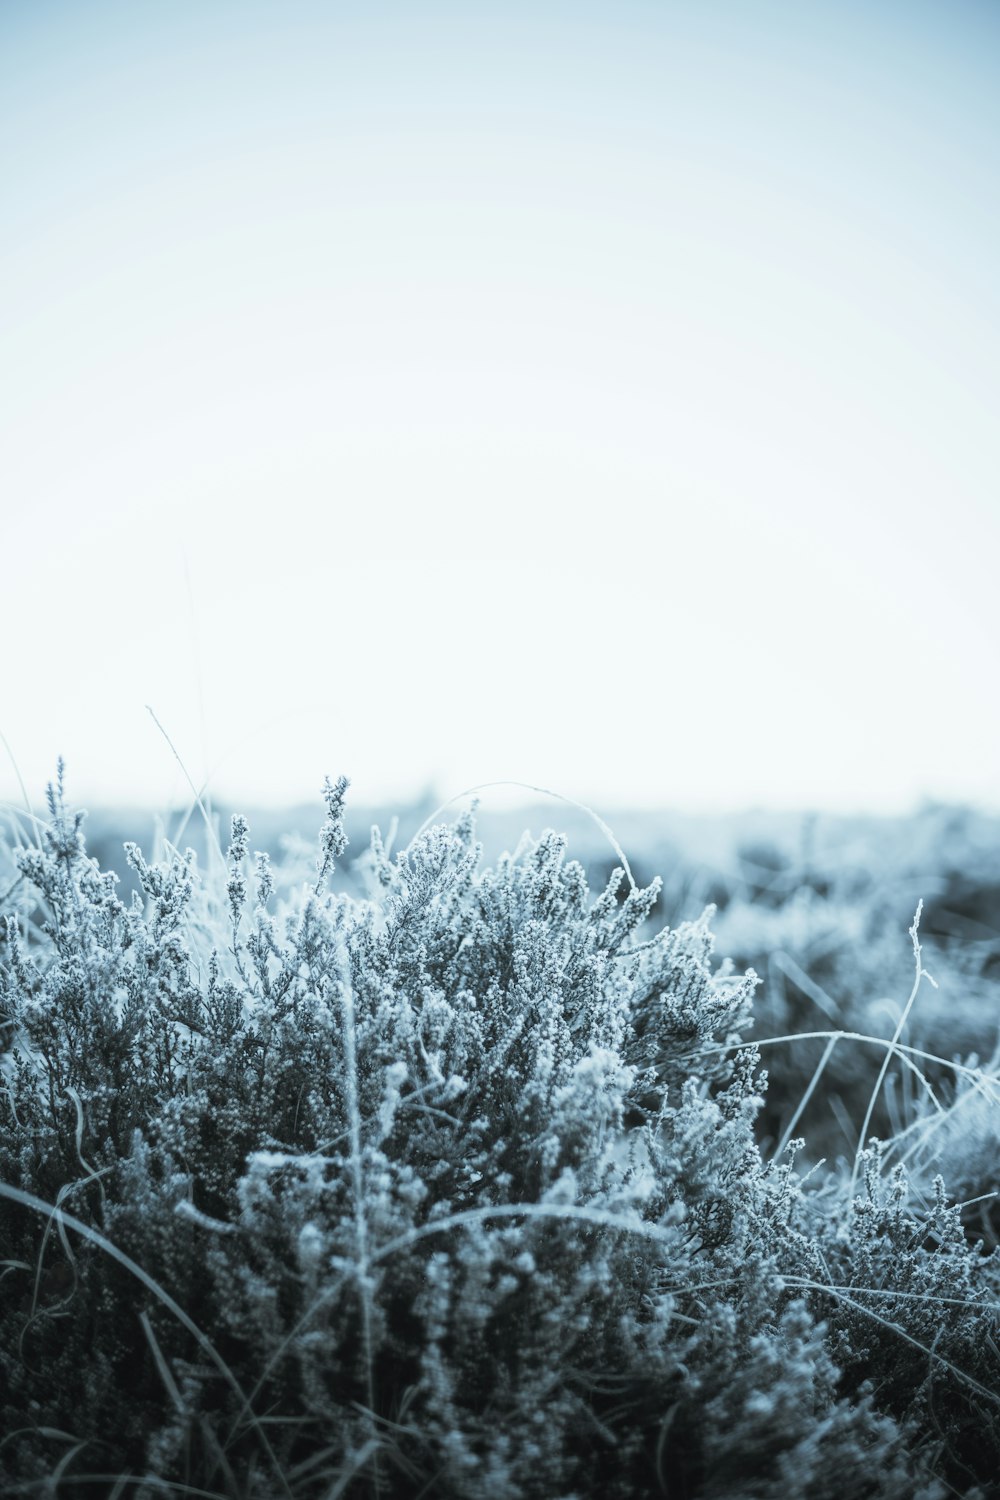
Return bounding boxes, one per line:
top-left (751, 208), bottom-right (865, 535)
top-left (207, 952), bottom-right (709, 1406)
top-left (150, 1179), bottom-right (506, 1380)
top-left (2, 767), bottom-right (999, 1499)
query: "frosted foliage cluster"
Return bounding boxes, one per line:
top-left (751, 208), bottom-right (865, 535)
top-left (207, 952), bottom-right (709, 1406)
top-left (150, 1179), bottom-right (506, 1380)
top-left (0, 776), bottom-right (997, 1498)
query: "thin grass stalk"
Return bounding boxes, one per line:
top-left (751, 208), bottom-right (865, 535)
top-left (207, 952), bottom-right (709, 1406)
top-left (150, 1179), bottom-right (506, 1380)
top-left (336, 944), bottom-right (381, 1499)
top-left (849, 903), bottom-right (935, 1202)
top-left (0, 1184), bottom-right (292, 1500)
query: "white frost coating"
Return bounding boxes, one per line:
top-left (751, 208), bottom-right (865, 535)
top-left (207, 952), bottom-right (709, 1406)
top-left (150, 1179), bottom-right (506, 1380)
top-left (247, 1150), bottom-right (304, 1172)
top-left (174, 1198), bottom-right (236, 1234)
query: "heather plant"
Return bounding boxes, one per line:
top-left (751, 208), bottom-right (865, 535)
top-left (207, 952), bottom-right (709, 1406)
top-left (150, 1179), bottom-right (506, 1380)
top-left (708, 818), bottom-right (1000, 1180)
top-left (1, 769), bottom-right (998, 1497)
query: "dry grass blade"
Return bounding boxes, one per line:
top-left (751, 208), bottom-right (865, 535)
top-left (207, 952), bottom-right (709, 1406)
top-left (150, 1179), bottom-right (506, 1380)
top-left (408, 779), bottom-right (638, 893)
top-left (0, 1183), bottom-right (292, 1500)
top-left (849, 902), bottom-right (936, 1203)
top-left (334, 945), bottom-right (382, 1499)
top-left (140, 1309), bottom-right (185, 1416)
top-left (145, 706), bottom-right (226, 872)
top-left (371, 1199), bottom-right (687, 1267)
top-left (774, 1034), bottom-right (838, 1161)
top-left (784, 1275), bottom-right (1000, 1409)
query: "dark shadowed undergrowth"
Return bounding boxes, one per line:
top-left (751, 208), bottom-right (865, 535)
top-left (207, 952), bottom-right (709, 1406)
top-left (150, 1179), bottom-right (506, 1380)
top-left (1, 769), bottom-right (999, 1498)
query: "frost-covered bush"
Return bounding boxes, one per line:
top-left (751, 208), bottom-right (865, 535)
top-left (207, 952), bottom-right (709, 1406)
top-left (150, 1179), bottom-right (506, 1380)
top-left (705, 815), bottom-right (1000, 1179)
top-left (1, 771), bottom-right (998, 1498)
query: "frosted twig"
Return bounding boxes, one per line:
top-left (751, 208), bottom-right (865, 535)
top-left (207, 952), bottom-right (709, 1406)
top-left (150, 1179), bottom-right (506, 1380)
top-left (849, 903), bottom-right (935, 1204)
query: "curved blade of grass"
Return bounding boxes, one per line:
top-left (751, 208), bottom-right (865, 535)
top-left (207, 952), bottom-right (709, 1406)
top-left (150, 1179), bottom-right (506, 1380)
top-left (706, 1029), bottom-right (995, 1090)
top-left (784, 1274), bottom-right (1000, 1408)
top-left (773, 1035), bottom-right (838, 1162)
top-left (408, 780), bottom-right (637, 893)
top-left (370, 1198), bottom-right (688, 1267)
top-left (320, 1437), bottom-right (381, 1500)
top-left (146, 706), bottom-right (226, 872)
top-left (0, 1183), bottom-right (291, 1499)
top-left (849, 902), bottom-right (935, 1202)
top-left (4, 1480), bottom-right (233, 1498)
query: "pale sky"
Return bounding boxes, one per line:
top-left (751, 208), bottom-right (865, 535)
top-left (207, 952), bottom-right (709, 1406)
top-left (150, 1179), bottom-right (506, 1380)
top-left (2, 0), bottom-right (999, 817)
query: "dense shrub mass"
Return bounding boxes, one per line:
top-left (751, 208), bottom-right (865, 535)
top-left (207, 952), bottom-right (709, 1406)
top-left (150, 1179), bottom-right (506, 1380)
top-left (1, 771), bottom-right (998, 1498)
